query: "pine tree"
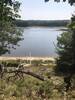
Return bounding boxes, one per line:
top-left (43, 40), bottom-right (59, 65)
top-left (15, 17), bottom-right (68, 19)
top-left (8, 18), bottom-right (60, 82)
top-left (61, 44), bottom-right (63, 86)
top-left (54, 16), bottom-right (75, 92)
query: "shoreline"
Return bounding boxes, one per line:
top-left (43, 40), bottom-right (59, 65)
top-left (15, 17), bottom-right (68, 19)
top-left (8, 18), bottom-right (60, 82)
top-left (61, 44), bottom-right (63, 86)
top-left (0, 56), bottom-right (55, 61)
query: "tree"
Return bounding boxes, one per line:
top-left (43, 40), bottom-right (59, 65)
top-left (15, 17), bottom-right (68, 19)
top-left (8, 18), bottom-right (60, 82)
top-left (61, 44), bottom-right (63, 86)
top-left (45, 0), bottom-right (75, 5)
top-left (54, 16), bottom-right (75, 92)
top-left (2, 0), bottom-right (12, 5)
top-left (0, 0), bottom-right (23, 55)
top-left (45, 0), bottom-right (75, 92)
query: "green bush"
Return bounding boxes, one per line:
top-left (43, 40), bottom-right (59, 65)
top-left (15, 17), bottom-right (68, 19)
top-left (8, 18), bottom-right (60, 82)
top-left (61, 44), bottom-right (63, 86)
top-left (37, 81), bottom-right (53, 99)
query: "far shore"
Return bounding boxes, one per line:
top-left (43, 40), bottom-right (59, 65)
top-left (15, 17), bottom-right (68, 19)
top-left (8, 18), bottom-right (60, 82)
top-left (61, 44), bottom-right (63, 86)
top-left (0, 56), bottom-right (55, 61)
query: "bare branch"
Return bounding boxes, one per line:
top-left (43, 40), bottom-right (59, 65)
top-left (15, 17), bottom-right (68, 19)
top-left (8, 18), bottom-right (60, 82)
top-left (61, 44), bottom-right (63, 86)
top-left (7, 70), bottom-right (45, 81)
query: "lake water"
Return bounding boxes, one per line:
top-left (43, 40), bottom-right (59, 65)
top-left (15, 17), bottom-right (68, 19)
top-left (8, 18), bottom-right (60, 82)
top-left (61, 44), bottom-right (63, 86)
top-left (5, 27), bottom-right (64, 57)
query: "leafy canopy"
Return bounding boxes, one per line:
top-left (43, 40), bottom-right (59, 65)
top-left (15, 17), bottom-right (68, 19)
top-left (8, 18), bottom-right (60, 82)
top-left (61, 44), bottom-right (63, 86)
top-left (0, 0), bottom-right (23, 55)
top-left (45, 0), bottom-right (75, 5)
top-left (55, 16), bottom-right (75, 76)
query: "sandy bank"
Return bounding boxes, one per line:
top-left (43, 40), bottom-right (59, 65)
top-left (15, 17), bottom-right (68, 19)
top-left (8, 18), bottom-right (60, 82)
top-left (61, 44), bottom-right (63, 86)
top-left (0, 56), bottom-right (55, 61)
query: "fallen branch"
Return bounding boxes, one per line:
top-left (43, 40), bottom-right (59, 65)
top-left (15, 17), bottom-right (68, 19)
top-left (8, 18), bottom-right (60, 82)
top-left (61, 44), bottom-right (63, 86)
top-left (7, 70), bottom-right (45, 81)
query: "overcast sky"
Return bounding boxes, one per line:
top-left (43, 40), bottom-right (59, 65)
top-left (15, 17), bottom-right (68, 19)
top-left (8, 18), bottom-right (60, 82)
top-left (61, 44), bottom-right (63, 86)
top-left (18, 0), bottom-right (75, 20)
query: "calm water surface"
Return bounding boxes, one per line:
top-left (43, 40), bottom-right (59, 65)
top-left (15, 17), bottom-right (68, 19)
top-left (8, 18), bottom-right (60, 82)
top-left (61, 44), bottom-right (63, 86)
top-left (5, 27), bottom-right (64, 57)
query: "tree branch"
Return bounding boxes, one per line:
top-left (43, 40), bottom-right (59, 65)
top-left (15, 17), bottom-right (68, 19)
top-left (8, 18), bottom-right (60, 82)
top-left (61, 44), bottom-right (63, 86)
top-left (7, 70), bottom-right (45, 81)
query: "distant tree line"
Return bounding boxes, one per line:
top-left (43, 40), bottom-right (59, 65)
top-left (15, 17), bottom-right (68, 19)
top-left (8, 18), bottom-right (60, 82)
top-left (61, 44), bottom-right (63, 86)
top-left (15, 20), bottom-right (69, 27)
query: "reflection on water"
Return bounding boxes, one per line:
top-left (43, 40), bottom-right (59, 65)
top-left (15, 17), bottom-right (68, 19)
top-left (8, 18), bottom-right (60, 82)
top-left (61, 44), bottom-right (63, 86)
top-left (4, 27), bottom-right (64, 57)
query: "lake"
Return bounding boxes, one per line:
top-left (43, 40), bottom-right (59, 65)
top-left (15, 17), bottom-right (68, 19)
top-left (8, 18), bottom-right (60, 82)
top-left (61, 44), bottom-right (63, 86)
top-left (4, 27), bottom-right (64, 57)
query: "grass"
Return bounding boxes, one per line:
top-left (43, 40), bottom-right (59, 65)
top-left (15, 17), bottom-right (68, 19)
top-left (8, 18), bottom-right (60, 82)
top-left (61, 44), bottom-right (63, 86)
top-left (0, 59), bottom-right (75, 99)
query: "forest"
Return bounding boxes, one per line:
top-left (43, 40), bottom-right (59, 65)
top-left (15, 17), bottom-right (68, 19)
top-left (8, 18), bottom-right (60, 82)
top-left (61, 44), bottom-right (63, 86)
top-left (15, 20), bottom-right (69, 27)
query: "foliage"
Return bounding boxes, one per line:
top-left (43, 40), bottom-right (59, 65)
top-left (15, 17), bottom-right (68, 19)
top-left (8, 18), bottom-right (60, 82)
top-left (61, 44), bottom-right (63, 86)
top-left (45, 0), bottom-right (75, 93)
top-left (0, 0), bottom-right (23, 55)
top-left (15, 20), bottom-right (69, 27)
top-left (0, 60), bottom-right (75, 99)
top-left (37, 80), bottom-right (53, 99)
top-left (45, 0), bottom-right (75, 5)
top-left (0, 77), bottom-right (55, 99)
top-left (53, 16), bottom-right (75, 93)
top-left (55, 16), bottom-right (75, 76)
top-left (55, 32), bottom-right (72, 74)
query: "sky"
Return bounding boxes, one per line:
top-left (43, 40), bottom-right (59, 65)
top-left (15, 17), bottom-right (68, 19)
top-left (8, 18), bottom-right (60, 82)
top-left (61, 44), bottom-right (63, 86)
top-left (18, 0), bottom-right (75, 20)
